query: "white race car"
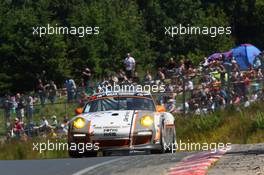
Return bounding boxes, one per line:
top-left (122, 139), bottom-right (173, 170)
top-left (68, 91), bottom-right (176, 157)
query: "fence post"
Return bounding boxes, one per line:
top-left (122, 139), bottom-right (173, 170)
top-left (65, 99), bottom-right (67, 118)
top-left (224, 61), bottom-right (232, 105)
top-left (182, 74), bottom-right (186, 117)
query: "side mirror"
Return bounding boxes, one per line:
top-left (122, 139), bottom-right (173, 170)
top-left (75, 108), bottom-right (83, 115)
top-left (156, 105), bottom-right (166, 112)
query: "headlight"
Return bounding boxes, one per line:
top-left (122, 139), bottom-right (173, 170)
top-left (140, 116), bottom-right (154, 127)
top-left (73, 117), bottom-right (86, 129)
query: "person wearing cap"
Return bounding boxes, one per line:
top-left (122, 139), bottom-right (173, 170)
top-left (49, 115), bottom-right (58, 129)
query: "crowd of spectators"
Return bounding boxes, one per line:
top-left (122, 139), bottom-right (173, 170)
top-left (1, 51), bottom-right (264, 140)
top-left (90, 52), bottom-right (264, 115)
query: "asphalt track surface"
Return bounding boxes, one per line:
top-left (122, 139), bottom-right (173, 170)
top-left (0, 152), bottom-right (192, 175)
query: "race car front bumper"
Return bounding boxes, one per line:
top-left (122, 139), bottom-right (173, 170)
top-left (68, 132), bottom-right (161, 152)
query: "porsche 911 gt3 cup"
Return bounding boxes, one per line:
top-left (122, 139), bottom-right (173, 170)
top-left (68, 91), bottom-right (176, 157)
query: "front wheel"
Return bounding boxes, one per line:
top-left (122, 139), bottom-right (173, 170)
top-left (69, 151), bottom-right (97, 158)
top-left (68, 150), bottom-right (82, 158)
top-left (85, 151), bottom-right (98, 157)
top-left (151, 122), bottom-right (166, 154)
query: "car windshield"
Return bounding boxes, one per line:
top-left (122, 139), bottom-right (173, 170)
top-left (84, 96), bottom-right (156, 112)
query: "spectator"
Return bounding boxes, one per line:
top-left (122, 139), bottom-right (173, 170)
top-left (194, 103), bottom-right (201, 115)
top-left (45, 80), bottom-right (57, 104)
top-left (36, 79), bottom-right (46, 106)
top-left (49, 115), bottom-right (58, 129)
top-left (165, 83), bottom-right (174, 92)
top-left (185, 78), bottom-right (194, 91)
top-left (65, 79), bottom-right (77, 102)
top-left (257, 68), bottom-right (263, 79)
top-left (10, 96), bottom-right (17, 114)
top-left (243, 74), bottom-right (250, 95)
top-left (166, 99), bottom-right (176, 113)
top-left (117, 69), bottom-right (126, 83)
top-left (157, 68), bottom-right (165, 83)
top-left (179, 59), bottom-right (185, 73)
top-left (201, 57), bottom-right (209, 68)
top-left (167, 57), bottom-right (177, 70)
top-left (231, 59), bottom-right (240, 72)
top-left (13, 118), bottom-right (23, 139)
top-left (60, 117), bottom-right (69, 134)
top-left (82, 68), bottom-right (93, 95)
top-left (256, 68), bottom-right (264, 86)
top-left (110, 75), bottom-right (119, 85)
top-left (254, 53), bottom-right (262, 69)
top-left (39, 116), bottom-right (49, 132)
top-left (16, 93), bottom-right (26, 122)
top-left (143, 70), bottom-right (153, 84)
top-left (218, 64), bottom-right (226, 85)
top-left (250, 90), bottom-right (258, 102)
top-left (184, 58), bottom-right (193, 70)
top-left (26, 95), bottom-right (34, 123)
top-left (124, 53), bottom-right (136, 79)
top-left (133, 72), bottom-right (140, 84)
top-left (244, 96), bottom-right (250, 108)
top-left (232, 94), bottom-right (241, 106)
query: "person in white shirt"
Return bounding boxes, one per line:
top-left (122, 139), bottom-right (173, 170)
top-left (39, 117), bottom-right (49, 128)
top-left (124, 53), bottom-right (135, 79)
top-left (186, 80), bottom-right (194, 90)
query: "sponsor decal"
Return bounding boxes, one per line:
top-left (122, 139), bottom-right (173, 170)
top-left (123, 112), bottom-right (130, 122)
top-left (103, 128), bottom-right (118, 136)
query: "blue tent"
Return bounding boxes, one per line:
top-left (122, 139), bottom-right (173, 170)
top-left (232, 44), bottom-right (261, 70)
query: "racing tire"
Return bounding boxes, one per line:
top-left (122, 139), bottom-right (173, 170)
top-left (164, 124), bottom-right (175, 153)
top-left (85, 151), bottom-right (98, 157)
top-left (68, 150), bottom-right (82, 158)
top-left (150, 121), bottom-right (166, 154)
top-left (102, 151), bottom-right (112, 156)
top-left (169, 127), bottom-right (176, 153)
